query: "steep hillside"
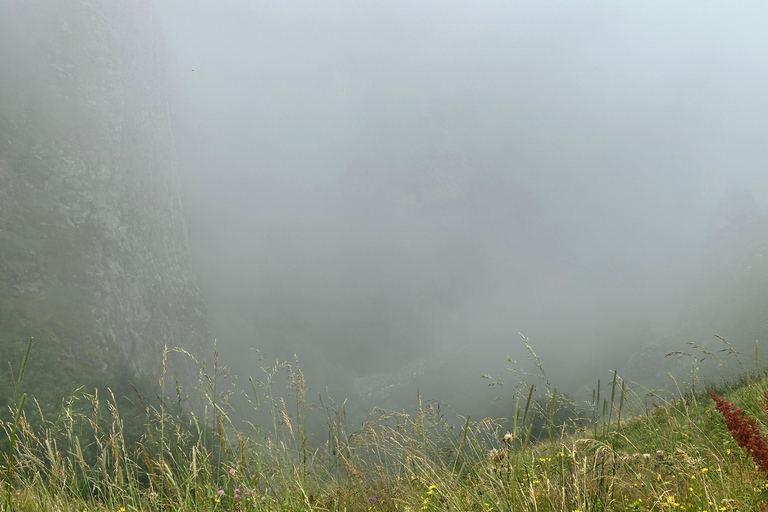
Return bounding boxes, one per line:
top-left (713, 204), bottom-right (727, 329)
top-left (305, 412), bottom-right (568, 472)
top-left (0, 0), bottom-right (208, 415)
top-left (621, 186), bottom-right (768, 392)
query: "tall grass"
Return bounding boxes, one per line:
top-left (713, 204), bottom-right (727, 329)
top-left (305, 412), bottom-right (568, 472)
top-left (2, 338), bottom-right (768, 512)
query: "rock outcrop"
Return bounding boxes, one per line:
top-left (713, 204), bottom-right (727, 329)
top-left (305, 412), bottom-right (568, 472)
top-left (0, 0), bottom-right (208, 409)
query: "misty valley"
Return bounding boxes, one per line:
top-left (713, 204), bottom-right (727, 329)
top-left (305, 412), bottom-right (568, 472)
top-left (2, 1), bottom-right (768, 511)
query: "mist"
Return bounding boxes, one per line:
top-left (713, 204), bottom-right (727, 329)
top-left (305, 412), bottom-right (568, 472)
top-left (155, 1), bottom-right (768, 421)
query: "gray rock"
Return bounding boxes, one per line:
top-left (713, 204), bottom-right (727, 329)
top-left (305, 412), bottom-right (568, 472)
top-left (0, 0), bottom-right (208, 405)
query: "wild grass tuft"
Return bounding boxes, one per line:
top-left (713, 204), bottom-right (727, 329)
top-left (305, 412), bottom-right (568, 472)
top-left (3, 338), bottom-right (768, 511)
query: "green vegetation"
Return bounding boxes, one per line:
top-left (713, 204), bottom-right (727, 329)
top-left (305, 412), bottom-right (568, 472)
top-left (4, 339), bottom-right (768, 512)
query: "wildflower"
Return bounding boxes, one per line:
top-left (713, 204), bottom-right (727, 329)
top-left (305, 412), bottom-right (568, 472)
top-left (229, 468), bottom-right (236, 476)
top-left (710, 390), bottom-right (768, 476)
top-left (369, 496), bottom-right (378, 503)
top-left (217, 489), bottom-right (224, 496)
top-left (657, 450), bottom-right (664, 459)
top-left (643, 453), bottom-right (651, 460)
top-left (488, 448), bottom-right (505, 462)
top-left (503, 432), bottom-right (514, 443)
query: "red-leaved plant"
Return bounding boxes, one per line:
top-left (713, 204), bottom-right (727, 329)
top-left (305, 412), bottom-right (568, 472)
top-left (710, 390), bottom-right (768, 476)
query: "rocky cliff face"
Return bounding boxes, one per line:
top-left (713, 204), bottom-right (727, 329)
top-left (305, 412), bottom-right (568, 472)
top-left (0, 0), bottom-right (208, 407)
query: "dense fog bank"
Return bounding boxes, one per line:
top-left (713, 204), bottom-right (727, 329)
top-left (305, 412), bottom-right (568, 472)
top-left (156, 1), bottom-right (768, 421)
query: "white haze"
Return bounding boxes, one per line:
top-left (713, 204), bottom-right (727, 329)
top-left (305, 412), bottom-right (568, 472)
top-left (156, 1), bottom-right (768, 419)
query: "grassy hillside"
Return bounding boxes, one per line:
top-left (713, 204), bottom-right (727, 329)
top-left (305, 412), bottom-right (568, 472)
top-left (3, 339), bottom-right (768, 512)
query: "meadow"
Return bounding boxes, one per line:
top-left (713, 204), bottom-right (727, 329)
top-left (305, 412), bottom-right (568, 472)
top-left (3, 336), bottom-right (768, 512)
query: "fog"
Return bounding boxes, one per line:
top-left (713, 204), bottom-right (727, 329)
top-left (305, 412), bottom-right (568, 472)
top-left (156, 1), bottom-right (768, 420)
